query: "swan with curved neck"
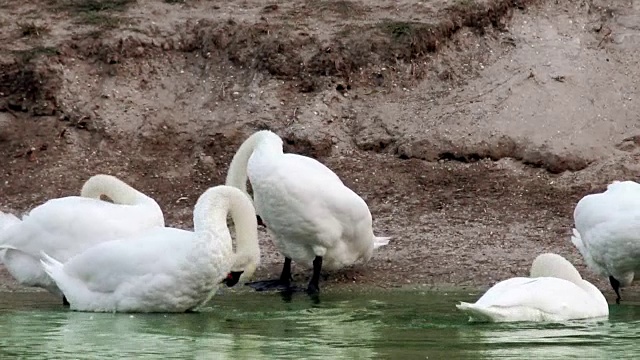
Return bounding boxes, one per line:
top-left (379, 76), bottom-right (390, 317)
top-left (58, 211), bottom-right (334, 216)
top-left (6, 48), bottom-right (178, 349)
top-left (225, 130), bottom-right (390, 295)
top-left (456, 253), bottom-right (609, 323)
top-left (40, 185), bottom-right (260, 313)
top-left (0, 174), bottom-right (165, 306)
top-left (571, 180), bottom-right (640, 305)
top-left (80, 174), bottom-right (160, 209)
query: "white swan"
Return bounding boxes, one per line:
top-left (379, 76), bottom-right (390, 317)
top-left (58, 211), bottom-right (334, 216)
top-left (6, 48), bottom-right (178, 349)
top-left (39, 185), bottom-right (260, 313)
top-left (0, 174), bottom-right (165, 304)
top-left (225, 130), bottom-right (390, 294)
top-left (571, 180), bottom-right (640, 304)
top-left (456, 253), bottom-right (609, 323)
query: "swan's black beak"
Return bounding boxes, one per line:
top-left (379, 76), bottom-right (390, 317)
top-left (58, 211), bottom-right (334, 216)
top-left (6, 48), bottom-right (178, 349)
top-left (222, 271), bottom-right (244, 287)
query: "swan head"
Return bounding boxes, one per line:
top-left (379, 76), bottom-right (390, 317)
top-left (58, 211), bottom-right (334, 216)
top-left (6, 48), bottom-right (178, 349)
top-left (529, 253), bottom-right (583, 285)
top-left (221, 253), bottom-right (259, 287)
top-left (222, 271), bottom-right (244, 287)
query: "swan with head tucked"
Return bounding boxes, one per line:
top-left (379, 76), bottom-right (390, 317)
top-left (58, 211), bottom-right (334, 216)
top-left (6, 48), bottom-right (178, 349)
top-left (571, 180), bottom-right (640, 304)
top-left (0, 174), bottom-right (165, 305)
top-left (456, 253), bottom-right (609, 323)
top-left (39, 185), bottom-right (260, 313)
top-left (225, 130), bottom-right (390, 295)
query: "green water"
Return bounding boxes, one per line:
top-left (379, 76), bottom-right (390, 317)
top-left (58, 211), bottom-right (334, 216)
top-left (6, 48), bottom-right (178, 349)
top-left (1, 288), bottom-right (639, 359)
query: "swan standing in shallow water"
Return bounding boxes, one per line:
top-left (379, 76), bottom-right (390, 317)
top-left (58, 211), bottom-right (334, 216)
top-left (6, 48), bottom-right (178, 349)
top-left (0, 174), bottom-right (165, 305)
top-left (225, 130), bottom-right (390, 295)
top-left (571, 180), bottom-right (640, 304)
top-left (456, 253), bottom-right (609, 323)
top-left (40, 185), bottom-right (260, 313)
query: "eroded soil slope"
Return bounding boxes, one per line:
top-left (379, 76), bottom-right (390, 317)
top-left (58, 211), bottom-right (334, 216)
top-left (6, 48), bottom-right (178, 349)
top-left (1, 0), bottom-right (640, 300)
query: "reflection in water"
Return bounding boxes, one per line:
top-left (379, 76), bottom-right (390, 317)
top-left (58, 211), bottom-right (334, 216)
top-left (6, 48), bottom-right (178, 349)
top-left (0, 291), bottom-right (380, 359)
top-left (1, 290), bottom-right (640, 359)
top-left (459, 304), bottom-right (640, 359)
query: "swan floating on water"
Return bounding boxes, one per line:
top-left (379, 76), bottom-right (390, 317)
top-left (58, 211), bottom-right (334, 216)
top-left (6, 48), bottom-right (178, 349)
top-left (456, 253), bottom-right (609, 322)
top-left (571, 180), bottom-right (640, 304)
top-left (0, 174), bottom-right (165, 305)
top-left (40, 185), bottom-right (260, 313)
top-left (225, 130), bottom-right (390, 295)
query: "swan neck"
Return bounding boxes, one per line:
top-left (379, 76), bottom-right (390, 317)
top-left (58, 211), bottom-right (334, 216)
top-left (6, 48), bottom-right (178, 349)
top-left (225, 130), bottom-right (283, 196)
top-left (193, 185), bottom-right (259, 268)
top-left (530, 253), bottom-right (583, 285)
top-left (80, 175), bottom-right (148, 205)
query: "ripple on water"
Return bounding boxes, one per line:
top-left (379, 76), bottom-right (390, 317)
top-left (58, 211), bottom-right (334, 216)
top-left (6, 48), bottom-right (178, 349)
top-left (1, 289), bottom-right (640, 359)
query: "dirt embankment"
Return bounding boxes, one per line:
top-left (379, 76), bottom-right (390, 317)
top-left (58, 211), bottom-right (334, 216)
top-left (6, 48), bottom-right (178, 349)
top-left (1, 0), bottom-right (640, 300)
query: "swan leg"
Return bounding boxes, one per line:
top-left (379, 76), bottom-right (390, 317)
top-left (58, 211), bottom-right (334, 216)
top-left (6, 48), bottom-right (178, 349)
top-left (246, 257), bottom-right (296, 291)
top-left (609, 276), bottom-right (622, 304)
top-left (306, 256), bottom-right (322, 295)
top-left (62, 296), bottom-right (70, 307)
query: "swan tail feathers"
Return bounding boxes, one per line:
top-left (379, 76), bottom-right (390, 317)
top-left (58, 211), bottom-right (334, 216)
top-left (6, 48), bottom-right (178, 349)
top-left (0, 211), bottom-right (20, 233)
top-left (373, 236), bottom-right (391, 250)
top-left (39, 251), bottom-right (64, 281)
top-left (570, 228), bottom-right (582, 247)
top-left (456, 302), bottom-right (499, 323)
top-left (570, 228), bottom-right (588, 256)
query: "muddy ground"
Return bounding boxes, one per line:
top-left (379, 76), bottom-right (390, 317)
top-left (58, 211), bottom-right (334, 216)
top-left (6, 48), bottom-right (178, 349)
top-left (1, 0), bottom-right (640, 302)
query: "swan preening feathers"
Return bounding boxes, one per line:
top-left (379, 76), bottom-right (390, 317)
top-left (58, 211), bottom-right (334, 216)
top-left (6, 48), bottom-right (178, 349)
top-left (456, 253), bottom-right (609, 323)
top-left (0, 174), bottom-right (165, 305)
top-left (1, 132), bottom-right (637, 320)
top-left (40, 185), bottom-right (260, 313)
top-left (571, 180), bottom-right (640, 304)
top-left (225, 130), bottom-right (390, 294)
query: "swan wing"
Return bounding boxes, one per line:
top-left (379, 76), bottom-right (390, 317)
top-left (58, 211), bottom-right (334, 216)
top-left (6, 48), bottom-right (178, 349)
top-left (574, 181), bottom-right (640, 234)
top-left (250, 153), bottom-right (372, 248)
top-left (279, 153), bottom-right (344, 184)
top-left (1, 196), bottom-right (161, 261)
top-left (0, 212), bottom-right (20, 232)
top-left (474, 277), bottom-right (597, 313)
top-left (576, 216), bottom-right (640, 276)
top-left (60, 227), bottom-right (194, 293)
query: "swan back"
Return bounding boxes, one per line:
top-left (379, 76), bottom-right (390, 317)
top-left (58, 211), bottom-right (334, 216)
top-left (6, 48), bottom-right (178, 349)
top-left (39, 186), bottom-right (260, 312)
top-left (457, 253), bottom-right (609, 322)
top-left (193, 185), bottom-right (260, 280)
top-left (572, 180), bottom-right (640, 285)
top-left (530, 253), bottom-right (583, 285)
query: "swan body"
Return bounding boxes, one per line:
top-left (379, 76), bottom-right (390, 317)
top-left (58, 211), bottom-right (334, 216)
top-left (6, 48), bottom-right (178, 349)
top-left (225, 130), bottom-right (389, 293)
top-left (40, 185), bottom-right (260, 313)
top-left (0, 174), bottom-right (165, 299)
top-left (456, 253), bottom-right (609, 323)
top-left (571, 180), bottom-right (640, 303)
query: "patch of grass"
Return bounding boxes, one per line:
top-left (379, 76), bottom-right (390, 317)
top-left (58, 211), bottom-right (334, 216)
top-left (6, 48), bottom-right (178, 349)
top-left (309, 0), bottom-right (361, 17)
top-left (381, 21), bottom-right (421, 39)
top-left (17, 22), bottom-right (50, 37)
top-left (62, 0), bottom-right (136, 12)
top-left (454, 0), bottom-right (475, 6)
top-left (78, 12), bottom-right (121, 28)
top-left (54, 0), bottom-right (136, 27)
top-left (13, 46), bottom-right (59, 62)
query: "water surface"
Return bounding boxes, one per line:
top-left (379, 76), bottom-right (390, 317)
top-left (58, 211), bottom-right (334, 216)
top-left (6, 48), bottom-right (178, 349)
top-left (1, 288), bottom-right (639, 359)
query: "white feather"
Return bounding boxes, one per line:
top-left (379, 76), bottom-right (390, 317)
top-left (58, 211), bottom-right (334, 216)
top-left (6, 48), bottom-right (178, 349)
top-left (226, 130), bottom-right (390, 273)
top-left (457, 253), bottom-right (609, 322)
top-left (40, 185), bottom-right (259, 313)
top-left (571, 180), bottom-right (640, 286)
top-left (0, 174), bottom-right (165, 297)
